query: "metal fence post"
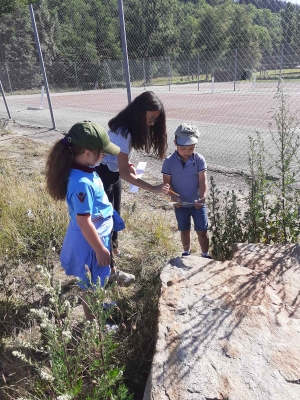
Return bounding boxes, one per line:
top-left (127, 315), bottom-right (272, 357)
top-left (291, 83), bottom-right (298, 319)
top-left (29, 4), bottom-right (56, 129)
top-left (118, 0), bottom-right (131, 103)
top-left (0, 80), bottom-right (11, 119)
top-left (5, 63), bottom-right (13, 94)
top-left (168, 57), bottom-right (171, 91)
top-left (74, 62), bottom-right (79, 88)
top-left (279, 43), bottom-right (284, 79)
top-left (143, 58), bottom-right (146, 89)
top-left (121, 61), bottom-right (125, 90)
top-left (197, 53), bottom-right (200, 91)
top-left (234, 48), bottom-right (238, 92)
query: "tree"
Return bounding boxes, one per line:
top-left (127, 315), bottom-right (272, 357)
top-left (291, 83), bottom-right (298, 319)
top-left (280, 2), bottom-right (297, 45)
top-left (125, 0), bottom-right (179, 59)
top-left (44, 0), bottom-right (121, 89)
top-left (195, 1), bottom-right (232, 78)
top-left (0, 7), bottom-right (41, 91)
top-left (228, 4), bottom-right (263, 72)
top-left (0, 0), bottom-right (39, 16)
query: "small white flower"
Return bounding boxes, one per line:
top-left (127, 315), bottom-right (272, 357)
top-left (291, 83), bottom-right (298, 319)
top-left (63, 300), bottom-right (71, 309)
top-left (16, 340), bottom-right (31, 349)
top-left (38, 367), bottom-right (55, 382)
top-left (36, 284), bottom-right (55, 295)
top-left (12, 351), bottom-right (27, 362)
top-left (57, 394), bottom-right (73, 400)
top-left (29, 308), bottom-right (48, 319)
top-left (27, 209), bottom-right (34, 218)
top-left (62, 330), bottom-right (72, 340)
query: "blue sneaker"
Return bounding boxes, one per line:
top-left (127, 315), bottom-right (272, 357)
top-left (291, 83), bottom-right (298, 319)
top-left (182, 251), bottom-right (191, 256)
top-left (202, 254), bottom-right (212, 259)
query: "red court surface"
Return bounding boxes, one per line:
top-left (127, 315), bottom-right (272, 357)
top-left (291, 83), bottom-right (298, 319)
top-left (2, 81), bottom-right (299, 132)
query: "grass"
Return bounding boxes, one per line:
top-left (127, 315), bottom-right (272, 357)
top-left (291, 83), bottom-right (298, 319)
top-left (0, 127), bottom-right (185, 399)
top-left (0, 120), bottom-right (12, 136)
top-left (3, 66), bottom-right (300, 96)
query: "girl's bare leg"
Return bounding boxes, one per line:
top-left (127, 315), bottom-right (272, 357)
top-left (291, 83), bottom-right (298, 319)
top-left (82, 291), bottom-right (94, 321)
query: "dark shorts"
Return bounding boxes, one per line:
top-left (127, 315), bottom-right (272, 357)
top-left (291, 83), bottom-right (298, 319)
top-left (174, 205), bottom-right (208, 232)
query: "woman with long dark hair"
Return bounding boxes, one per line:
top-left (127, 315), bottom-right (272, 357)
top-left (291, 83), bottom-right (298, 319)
top-left (96, 91), bottom-right (169, 255)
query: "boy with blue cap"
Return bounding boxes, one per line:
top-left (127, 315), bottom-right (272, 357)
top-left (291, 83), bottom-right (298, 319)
top-left (162, 123), bottom-right (211, 258)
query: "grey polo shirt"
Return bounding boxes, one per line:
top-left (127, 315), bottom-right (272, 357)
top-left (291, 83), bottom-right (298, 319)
top-left (161, 151), bottom-right (207, 204)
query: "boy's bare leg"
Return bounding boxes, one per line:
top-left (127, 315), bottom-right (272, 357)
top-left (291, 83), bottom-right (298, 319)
top-left (196, 230), bottom-right (209, 254)
top-left (181, 230), bottom-right (191, 253)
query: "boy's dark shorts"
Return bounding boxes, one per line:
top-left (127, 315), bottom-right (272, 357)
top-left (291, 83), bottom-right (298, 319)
top-left (174, 205), bottom-right (208, 232)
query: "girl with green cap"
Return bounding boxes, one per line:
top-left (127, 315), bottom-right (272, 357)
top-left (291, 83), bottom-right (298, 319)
top-left (46, 121), bottom-right (120, 320)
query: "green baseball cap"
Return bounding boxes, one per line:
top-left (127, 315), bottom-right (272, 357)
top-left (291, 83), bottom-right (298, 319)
top-left (68, 121), bottom-right (120, 156)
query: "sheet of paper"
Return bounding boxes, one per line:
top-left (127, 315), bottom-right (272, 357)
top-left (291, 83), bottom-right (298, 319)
top-left (129, 162), bottom-right (147, 193)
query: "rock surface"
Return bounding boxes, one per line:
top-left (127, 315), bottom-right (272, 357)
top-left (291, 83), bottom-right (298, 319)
top-left (143, 244), bottom-right (300, 400)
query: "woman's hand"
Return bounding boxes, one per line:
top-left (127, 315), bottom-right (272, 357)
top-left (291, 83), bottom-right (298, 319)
top-left (152, 182), bottom-right (170, 194)
top-left (128, 163), bottom-right (136, 176)
top-left (96, 247), bottom-right (111, 266)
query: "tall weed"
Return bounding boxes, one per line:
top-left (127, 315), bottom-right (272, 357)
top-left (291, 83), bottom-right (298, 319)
top-left (209, 89), bottom-right (300, 259)
top-left (4, 265), bottom-right (132, 400)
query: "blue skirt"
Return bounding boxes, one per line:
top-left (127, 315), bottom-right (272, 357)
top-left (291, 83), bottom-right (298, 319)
top-left (60, 217), bottom-right (113, 289)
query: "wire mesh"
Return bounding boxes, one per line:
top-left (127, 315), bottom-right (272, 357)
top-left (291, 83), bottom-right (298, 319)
top-left (0, 0), bottom-right (300, 175)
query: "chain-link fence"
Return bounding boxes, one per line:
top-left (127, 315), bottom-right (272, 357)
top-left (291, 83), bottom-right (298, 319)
top-left (0, 0), bottom-right (300, 174)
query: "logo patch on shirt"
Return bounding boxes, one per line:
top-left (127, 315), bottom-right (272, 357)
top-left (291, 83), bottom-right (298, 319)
top-left (76, 192), bottom-right (87, 203)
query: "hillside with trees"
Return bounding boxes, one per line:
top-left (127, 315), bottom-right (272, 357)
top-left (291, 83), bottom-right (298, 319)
top-left (0, 0), bottom-right (299, 90)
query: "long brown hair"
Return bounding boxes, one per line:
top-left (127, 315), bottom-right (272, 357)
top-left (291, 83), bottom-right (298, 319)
top-left (46, 139), bottom-right (100, 201)
top-left (108, 91), bottom-right (167, 159)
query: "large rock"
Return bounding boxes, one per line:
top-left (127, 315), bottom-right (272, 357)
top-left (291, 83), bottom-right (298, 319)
top-left (231, 243), bottom-right (300, 319)
top-left (144, 245), bottom-right (300, 400)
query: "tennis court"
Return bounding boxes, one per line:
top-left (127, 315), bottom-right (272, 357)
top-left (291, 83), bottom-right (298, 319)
top-left (1, 80), bottom-right (299, 174)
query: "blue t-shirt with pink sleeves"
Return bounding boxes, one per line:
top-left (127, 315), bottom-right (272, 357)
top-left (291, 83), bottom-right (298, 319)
top-left (161, 151), bottom-right (207, 205)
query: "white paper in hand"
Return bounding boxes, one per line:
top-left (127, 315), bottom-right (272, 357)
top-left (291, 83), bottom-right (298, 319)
top-left (129, 162), bottom-right (147, 193)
